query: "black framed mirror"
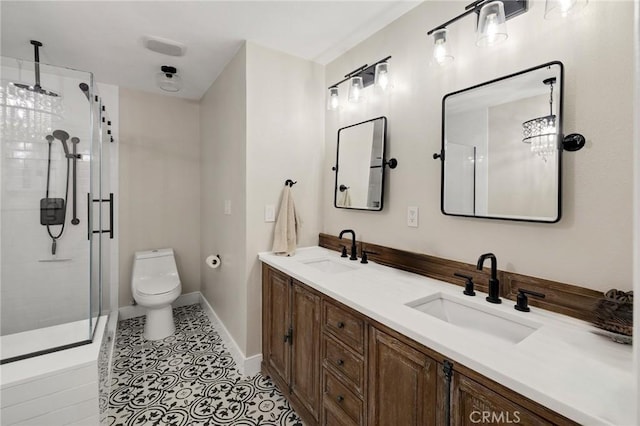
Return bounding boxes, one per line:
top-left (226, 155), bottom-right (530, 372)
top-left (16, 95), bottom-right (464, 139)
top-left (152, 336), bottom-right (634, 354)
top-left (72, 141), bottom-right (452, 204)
top-left (440, 61), bottom-right (563, 223)
top-left (334, 116), bottom-right (389, 211)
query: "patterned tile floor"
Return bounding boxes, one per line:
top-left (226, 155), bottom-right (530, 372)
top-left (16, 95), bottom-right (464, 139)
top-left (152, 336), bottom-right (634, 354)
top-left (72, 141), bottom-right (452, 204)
top-left (106, 304), bottom-right (303, 426)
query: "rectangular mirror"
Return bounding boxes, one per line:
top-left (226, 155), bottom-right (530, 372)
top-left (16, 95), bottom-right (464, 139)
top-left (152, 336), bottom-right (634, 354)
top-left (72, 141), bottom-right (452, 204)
top-left (334, 116), bottom-right (387, 211)
top-left (441, 61), bottom-right (563, 223)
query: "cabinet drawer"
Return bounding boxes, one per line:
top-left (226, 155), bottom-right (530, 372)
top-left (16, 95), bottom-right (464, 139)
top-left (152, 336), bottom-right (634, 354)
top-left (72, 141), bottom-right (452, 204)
top-left (322, 334), bottom-right (364, 395)
top-left (323, 405), bottom-right (357, 426)
top-left (323, 300), bottom-right (365, 354)
top-left (323, 370), bottom-right (364, 426)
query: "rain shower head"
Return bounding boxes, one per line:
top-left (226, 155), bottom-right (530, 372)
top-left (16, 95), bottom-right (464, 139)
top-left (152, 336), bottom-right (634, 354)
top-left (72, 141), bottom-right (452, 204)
top-left (12, 40), bottom-right (60, 98)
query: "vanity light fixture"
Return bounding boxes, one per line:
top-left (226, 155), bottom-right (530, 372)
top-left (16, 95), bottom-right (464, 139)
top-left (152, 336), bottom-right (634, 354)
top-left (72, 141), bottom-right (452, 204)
top-left (427, 0), bottom-right (528, 57)
top-left (327, 86), bottom-right (340, 110)
top-left (476, 1), bottom-right (509, 47)
top-left (432, 29), bottom-right (454, 65)
top-left (544, 0), bottom-right (588, 19)
top-left (348, 76), bottom-right (364, 103)
top-left (326, 56), bottom-right (392, 108)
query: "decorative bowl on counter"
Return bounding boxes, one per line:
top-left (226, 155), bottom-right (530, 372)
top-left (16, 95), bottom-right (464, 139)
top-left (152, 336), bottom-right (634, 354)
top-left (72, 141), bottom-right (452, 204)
top-left (592, 289), bottom-right (633, 344)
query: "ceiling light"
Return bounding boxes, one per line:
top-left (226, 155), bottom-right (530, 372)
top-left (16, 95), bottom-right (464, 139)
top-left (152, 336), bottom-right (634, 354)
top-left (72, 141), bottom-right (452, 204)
top-left (156, 65), bottom-right (183, 92)
top-left (522, 77), bottom-right (557, 161)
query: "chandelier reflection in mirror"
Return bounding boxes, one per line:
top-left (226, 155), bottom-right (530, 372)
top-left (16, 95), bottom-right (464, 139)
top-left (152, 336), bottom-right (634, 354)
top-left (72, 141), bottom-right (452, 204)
top-left (522, 77), bottom-right (557, 162)
top-left (0, 41), bottom-right (63, 142)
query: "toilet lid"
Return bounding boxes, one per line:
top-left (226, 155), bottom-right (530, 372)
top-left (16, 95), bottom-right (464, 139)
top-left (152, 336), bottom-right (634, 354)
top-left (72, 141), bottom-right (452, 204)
top-left (136, 275), bottom-right (180, 295)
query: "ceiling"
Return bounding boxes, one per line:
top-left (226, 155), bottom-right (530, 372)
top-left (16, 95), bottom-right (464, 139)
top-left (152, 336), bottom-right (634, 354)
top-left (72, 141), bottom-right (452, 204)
top-left (0, 1), bottom-right (421, 100)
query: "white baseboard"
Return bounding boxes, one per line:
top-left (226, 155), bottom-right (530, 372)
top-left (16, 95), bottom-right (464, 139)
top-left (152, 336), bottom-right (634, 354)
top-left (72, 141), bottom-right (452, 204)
top-left (118, 291), bottom-right (201, 320)
top-left (199, 293), bottom-right (262, 376)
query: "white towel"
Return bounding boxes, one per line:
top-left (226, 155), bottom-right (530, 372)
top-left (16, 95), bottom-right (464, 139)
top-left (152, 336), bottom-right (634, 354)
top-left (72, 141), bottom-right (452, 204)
top-left (339, 188), bottom-right (352, 207)
top-left (272, 186), bottom-right (301, 256)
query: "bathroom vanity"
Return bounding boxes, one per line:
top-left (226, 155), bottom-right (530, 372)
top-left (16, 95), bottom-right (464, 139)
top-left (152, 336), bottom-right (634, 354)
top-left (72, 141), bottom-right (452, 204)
top-left (259, 246), bottom-right (633, 426)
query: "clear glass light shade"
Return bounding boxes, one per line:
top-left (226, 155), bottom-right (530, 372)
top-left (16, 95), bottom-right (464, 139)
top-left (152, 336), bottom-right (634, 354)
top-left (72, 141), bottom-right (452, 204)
top-left (348, 76), bottom-right (364, 103)
top-left (374, 62), bottom-right (390, 91)
top-left (156, 72), bottom-right (183, 92)
top-left (476, 1), bottom-right (508, 47)
top-left (327, 87), bottom-right (339, 110)
top-left (0, 80), bottom-right (63, 142)
top-left (432, 29), bottom-right (454, 65)
top-left (544, 0), bottom-right (588, 19)
top-left (523, 115), bottom-right (557, 162)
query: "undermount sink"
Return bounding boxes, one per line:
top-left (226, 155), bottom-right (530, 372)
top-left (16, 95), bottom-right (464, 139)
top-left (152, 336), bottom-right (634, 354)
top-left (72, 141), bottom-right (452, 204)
top-left (407, 293), bottom-right (540, 344)
top-left (302, 258), bottom-right (356, 274)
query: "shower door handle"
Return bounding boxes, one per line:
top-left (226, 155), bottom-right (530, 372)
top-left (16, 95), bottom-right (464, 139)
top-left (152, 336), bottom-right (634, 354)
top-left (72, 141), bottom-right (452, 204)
top-left (87, 192), bottom-right (114, 240)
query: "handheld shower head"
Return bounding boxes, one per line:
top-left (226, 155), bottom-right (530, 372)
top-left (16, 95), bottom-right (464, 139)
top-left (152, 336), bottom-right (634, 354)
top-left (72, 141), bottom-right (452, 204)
top-left (52, 130), bottom-right (70, 157)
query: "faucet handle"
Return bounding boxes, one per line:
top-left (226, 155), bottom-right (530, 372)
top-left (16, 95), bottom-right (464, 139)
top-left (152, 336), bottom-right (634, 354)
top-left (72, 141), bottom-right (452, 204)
top-left (454, 273), bottom-right (475, 296)
top-left (515, 288), bottom-right (546, 312)
top-left (360, 250), bottom-right (379, 264)
top-left (340, 245), bottom-right (348, 258)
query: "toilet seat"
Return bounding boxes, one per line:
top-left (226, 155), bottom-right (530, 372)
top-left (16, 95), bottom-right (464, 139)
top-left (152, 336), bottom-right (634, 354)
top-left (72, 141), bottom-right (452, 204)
top-left (135, 275), bottom-right (180, 296)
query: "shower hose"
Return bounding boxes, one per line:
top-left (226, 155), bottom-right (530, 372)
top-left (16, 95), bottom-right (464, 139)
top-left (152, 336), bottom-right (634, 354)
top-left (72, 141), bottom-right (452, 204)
top-left (45, 139), bottom-right (70, 255)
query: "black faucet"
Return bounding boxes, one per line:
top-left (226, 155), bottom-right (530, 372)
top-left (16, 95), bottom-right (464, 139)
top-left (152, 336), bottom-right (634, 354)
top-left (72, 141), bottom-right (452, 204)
top-left (476, 253), bottom-right (501, 304)
top-left (339, 229), bottom-right (358, 261)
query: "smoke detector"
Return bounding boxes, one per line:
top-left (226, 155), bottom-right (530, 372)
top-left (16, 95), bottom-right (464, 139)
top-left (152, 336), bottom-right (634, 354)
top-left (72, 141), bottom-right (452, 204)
top-left (156, 66), bottom-right (183, 92)
top-left (144, 36), bottom-right (186, 57)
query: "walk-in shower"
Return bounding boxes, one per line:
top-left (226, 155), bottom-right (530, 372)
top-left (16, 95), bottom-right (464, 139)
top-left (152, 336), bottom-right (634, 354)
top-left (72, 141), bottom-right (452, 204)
top-left (0, 41), bottom-right (114, 363)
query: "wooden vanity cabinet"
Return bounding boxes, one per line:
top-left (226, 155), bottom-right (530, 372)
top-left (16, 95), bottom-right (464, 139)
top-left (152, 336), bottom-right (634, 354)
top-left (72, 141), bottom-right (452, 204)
top-left (368, 327), bottom-right (438, 425)
top-left (262, 264), bottom-right (577, 426)
top-left (262, 264), bottom-right (321, 424)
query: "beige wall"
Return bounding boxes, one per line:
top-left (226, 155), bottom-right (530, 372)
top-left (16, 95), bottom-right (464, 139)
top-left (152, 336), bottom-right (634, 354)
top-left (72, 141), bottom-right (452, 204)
top-left (200, 44), bottom-right (248, 353)
top-left (119, 88), bottom-right (201, 306)
top-left (324, 0), bottom-right (634, 291)
top-left (200, 42), bottom-right (324, 356)
top-left (245, 42), bottom-right (325, 356)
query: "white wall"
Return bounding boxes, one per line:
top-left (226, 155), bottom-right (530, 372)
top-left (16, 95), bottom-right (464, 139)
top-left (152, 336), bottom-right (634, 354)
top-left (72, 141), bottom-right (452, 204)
top-left (118, 88), bottom-right (201, 307)
top-left (633, 2), bottom-right (639, 423)
top-left (323, 0), bottom-right (634, 292)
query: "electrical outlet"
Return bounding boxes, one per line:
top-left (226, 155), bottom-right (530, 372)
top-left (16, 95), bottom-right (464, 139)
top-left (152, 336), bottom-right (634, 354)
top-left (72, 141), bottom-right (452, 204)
top-left (265, 204), bottom-right (275, 222)
top-left (224, 200), bottom-right (231, 215)
top-left (407, 206), bottom-right (419, 228)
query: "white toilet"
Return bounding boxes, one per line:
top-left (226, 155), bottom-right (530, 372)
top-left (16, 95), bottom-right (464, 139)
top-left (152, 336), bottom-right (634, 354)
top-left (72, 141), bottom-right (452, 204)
top-left (131, 248), bottom-right (182, 340)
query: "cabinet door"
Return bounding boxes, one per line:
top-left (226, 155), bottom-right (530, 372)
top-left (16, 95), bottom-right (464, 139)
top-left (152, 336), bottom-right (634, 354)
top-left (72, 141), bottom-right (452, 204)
top-left (291, 281), bottom-right (321, 421)
top-left (368, 327), bottom-right (437, 426)
top-left (451, 373), bottom-right (556, 426)
top-left (264, 266), bottom-right (291, 388)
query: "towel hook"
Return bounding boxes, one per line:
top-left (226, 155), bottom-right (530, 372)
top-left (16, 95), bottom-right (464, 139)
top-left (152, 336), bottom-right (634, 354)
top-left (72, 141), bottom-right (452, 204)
top-left (285, 179), bottom-right (297, 187)
top-left (339, 184), bottom-right (350, 192)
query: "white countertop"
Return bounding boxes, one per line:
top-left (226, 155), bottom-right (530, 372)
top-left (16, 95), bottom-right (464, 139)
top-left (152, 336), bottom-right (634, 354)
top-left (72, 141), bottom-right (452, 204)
top-left (259, 246), bottom-right (635, 426)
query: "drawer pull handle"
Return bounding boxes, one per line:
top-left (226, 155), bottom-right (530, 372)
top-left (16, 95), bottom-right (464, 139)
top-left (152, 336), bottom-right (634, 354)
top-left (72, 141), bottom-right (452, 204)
top-left (337, 321), bottom-right (345, 329)
top-left (337, 395), bottom-right (344, 403)
top-left (337, 359), bottom-right (344, 366)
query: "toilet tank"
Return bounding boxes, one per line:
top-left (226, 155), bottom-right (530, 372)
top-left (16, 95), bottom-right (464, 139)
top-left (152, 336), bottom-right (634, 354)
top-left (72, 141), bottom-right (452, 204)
top-left (132, 248), bottom-right (179, 282)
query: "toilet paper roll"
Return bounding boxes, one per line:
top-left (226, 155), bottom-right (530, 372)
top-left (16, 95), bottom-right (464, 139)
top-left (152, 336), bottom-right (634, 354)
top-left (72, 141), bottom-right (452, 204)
top-left (206, 254), bottom-right (221, 269)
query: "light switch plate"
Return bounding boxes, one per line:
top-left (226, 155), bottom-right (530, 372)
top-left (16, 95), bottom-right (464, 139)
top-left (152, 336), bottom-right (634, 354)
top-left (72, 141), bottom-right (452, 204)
top-left (265, 204), bottom-right (275, 222)
top-left (407, 206), bottom-right (419, 227)
top-left (224, 200), bottom-right (231, 215)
